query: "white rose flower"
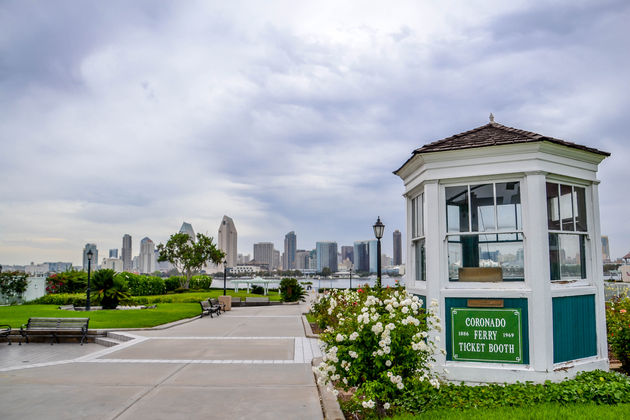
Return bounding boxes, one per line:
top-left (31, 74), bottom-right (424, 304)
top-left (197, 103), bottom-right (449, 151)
top-left (384, 402), bottom-right (391, 410)
top-left (385, 360), bottom-right (392, 367)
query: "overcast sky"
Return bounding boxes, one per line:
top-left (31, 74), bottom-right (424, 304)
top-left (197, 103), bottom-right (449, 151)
top-left (1, 0), bottom-right (629, 266)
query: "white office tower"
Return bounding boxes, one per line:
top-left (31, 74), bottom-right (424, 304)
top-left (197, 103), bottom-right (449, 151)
top-left (218, 215), bottom-right (238, 267)
top-left (82, 243), bottom-right (98, 271)
top-left (253, 242), bottom-right (274, 270)
top-left (179, 222), bottom-right (196, 240)
top-left (139, 237), bottom-right (156, 274)
top-left (122, 234), bottom-right (132, 271)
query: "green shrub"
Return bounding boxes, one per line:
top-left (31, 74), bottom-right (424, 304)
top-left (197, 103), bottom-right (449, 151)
top-left (119, 273), bottom-right (166, 296)
top-left (189, 275), bottom-right (213, 289)
top-left (279, 278), bottom-right (306, 302)
top-left (28, 293), bottom-right (81, 305)
top-left (607, 294), bottom-right (630, 374)
top-left (46, 270), bottom-right (87, 294)
top-left (165, 276), bottom-right (182, 291)
top-left (251, 285), bottom-right (265, 295)
top-left (393, 370), bottom-right (630, 414)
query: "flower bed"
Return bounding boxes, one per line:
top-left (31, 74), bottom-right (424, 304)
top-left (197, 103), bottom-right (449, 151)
top-left (606, 294), bottom-right (630, 374)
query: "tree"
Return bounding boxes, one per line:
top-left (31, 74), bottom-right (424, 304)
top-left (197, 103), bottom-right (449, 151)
top-left (0, 271), bottom-right (28, 303)
top-left (92, 269), bottom-right (130, 309)
top-left (157, 232), bottom-right (225, 289)
top-left (321, 267), bottom-right (332, 277)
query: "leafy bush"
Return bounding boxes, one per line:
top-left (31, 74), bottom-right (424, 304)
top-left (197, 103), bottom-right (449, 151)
top-left (393, 370), bottom-right (630, 414)
top-left (279, 277), bottom-right (306, 302)
top-left (607, 294), bottom-right (630, 374)
top-left (251, 285), bottom-right (265, 295)
top-left (46, 270), bottom-right (87, 294)
top-left (165, 276), bottom-right (183, 292)
top-left (189, 275), bottom-right (212, 290)
top-left (119, 273), bottom-right (166, 296)
top-left (312, 285), bottom-right (442, 416)
top-left (0, 271), bottom-right (28, 302)
top-left (92, 269), bottom-right (130, 309)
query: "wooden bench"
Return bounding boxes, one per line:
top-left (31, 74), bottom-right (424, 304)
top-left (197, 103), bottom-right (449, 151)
top-left (231, 297), bottom-right (242, 307)
top-left (200, 300), bottom-right (221, 318)
top-left (19, 317), bottom-right (89, 345)
top-left (0, 325), bottom-right (11, 345)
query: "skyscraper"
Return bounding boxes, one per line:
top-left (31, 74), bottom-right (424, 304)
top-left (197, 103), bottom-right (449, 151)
top-left (295, 250), bottom-right (310, 270)
top-left (109, 248), bottom-right (118, 259)
top-left (253, 242), bottom-right (274, 270)
top-left (273, 250), bottom-right (280, 270)
top-left (283, 231), bottom-right (297, 270)
top-left (393, 230), bottom-right (402, 265)
top-left (139, 237), bottom-right (155, 274)
top-left (122, 234), bottom-right (132, 272)
top-left (316, 241), bottom-right (338, 273)
top-left (601, 236), bottom-right (611, 262)
top-left (353, 241), bottom-right (370, 272)
top-left (218, 215), bottom-right (238, 267)
top-left (341, 246), bottom-right (354, 264)
top-left (368, 240), bottom-right (378, 273)
top-left (82, 243), bottom-right (98, 271)
top-left (179, 222), bottom-right (196, 240)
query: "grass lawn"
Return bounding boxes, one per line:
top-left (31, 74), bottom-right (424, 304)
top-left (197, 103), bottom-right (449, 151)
top-left (0, 303), bottom-right (201, 329)
top-left (392, 403), bottom-right (630, 419)
top-left (132, 289), bottom-right (282, 303)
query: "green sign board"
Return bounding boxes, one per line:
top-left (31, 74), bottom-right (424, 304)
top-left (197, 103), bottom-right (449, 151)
top-left (451, 308), bottom-right (523, 363)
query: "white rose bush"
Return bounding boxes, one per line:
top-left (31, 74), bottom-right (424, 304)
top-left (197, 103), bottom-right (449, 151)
top-left (311, 285), bottom-right (442, 416)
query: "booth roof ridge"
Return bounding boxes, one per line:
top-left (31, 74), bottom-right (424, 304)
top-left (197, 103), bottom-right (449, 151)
top-left (412, 121), bottom-right (610, 157)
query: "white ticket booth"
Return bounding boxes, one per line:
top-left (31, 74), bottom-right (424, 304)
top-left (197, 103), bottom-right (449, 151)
top-left (395, 116), bottom-right (610, 383)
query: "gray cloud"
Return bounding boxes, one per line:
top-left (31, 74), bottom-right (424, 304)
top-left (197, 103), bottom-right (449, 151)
top-left (1, 0), bottom-right (629, 265)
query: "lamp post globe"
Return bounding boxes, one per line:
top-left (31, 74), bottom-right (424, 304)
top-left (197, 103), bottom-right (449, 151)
top-left (86, 249), bottom-right (93, 311)
top-left (373, 217), bottom-right (385, 289)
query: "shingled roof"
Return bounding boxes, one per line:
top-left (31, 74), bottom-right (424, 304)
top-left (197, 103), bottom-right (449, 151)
top-left (395, 117), bottom-right (610, 175)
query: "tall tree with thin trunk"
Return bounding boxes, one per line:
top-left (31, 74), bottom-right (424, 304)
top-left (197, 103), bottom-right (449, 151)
top-left (157, 232), bottom-right (224, 289)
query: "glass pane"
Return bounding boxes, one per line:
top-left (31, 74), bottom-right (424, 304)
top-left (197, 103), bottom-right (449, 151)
top-left (470, 184), bottom-right (495, 232)
top-left (478, 234), bottom-right (524, 281)
top-left (574, 187), bottom-right (587, 232)
top-left (448, 237), bottom-right (462, 281)
top-left (496, 182), bottom-right (521, 231)
top-left (446, 186), bottom-right (469, 232)
top-left (560, 184), bottom-right (574, 231)
top-left (546, 183), bottom-right (560, 230)
top-left (418, 194), bottom-right (424, 237)
top-left (549, 233), bottom-right (586, 280)
top-left (414, 239), bottom-right (426, 281)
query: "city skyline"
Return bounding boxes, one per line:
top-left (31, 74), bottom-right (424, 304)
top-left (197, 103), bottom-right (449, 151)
top-left (1, 1), bottom-right (629, 265)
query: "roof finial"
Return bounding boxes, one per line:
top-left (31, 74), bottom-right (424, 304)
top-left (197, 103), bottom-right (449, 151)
top-left (489, 113), bottom-right (495, 123)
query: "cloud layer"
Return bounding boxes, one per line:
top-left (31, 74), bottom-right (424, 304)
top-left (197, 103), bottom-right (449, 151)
top-left (1, 0), bottom-right (629, 264)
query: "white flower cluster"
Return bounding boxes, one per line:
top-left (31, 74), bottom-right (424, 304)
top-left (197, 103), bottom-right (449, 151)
top-left (387, 371), bottom-right (404, 389)
top-left (362, 399), bottom-right (375, 409)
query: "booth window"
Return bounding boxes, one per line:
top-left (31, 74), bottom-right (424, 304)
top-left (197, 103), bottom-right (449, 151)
top-left (446, 182), bottom-right (523, 282)
top-left (546, 182), bottom-right (587, 281)
top-left (412, 193), bottom-right (426, 281)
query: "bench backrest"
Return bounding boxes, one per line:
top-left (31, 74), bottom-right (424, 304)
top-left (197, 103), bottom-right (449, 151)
top-left (200, 300), bottom-right (211, 309)
top-left (245, 297), bottom-right (270, 303)
top-left (27, 317), bottom-right (89, 330)
top-left (209, 298), bottom-right (220, 306)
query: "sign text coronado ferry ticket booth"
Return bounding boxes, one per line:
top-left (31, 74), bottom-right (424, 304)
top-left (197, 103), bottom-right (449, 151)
top-left (395, 116), bottom-right (610, 383)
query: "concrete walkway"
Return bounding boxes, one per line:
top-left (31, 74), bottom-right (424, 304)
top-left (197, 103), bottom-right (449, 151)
top-left (0, 298), bottom-right (323, 420)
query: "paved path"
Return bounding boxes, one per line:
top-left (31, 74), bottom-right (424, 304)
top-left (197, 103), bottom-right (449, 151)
top-left (0, 297), bottom-right (323, 420)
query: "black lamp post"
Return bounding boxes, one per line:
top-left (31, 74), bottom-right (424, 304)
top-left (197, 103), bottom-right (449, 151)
top-left (373, 216), bottom-right (385, 289)
top-left (349, 265), bottom-right (353, 290)
top-left (223, 259), bottom-right (228, 296)
top-left (86, 249), bottom-right (93, 311)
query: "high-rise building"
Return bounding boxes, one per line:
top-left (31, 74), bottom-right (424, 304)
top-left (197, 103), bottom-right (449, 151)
top-left (109, 248), bottom-right (119, 259)
top-left (179, 222), bottom-right (196, 240)
top-left (368, 240), bottom-right (378, 273)
top-left (218, 215), bottom-right (237, 267)
top-left (273, 250), bottom-right (280, 270)
top-left (139, 237), bottom-right (156, 274)
top-left (341, 246), bottom-right (354, 264)
top-left (283, 231), bottom-right (297, 270)
top-left (316, 241), bottom-right (338, 273)
top-left (122, 234), bottom-right (132, 272)
top-left (601, 236), bottom-right (611, 263)
top-left (253, 242), bottom-right (274, 270)
top-left (102, 258), bottom-right (124, 272)
top-left (82, 243), bottom-right (98, 271)
top-left (295, 250), bottom-right (310, 270)
top-left (393, 230), bottom-right (402, 265)
top-left (353, 241), bottom-right (370, 272)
